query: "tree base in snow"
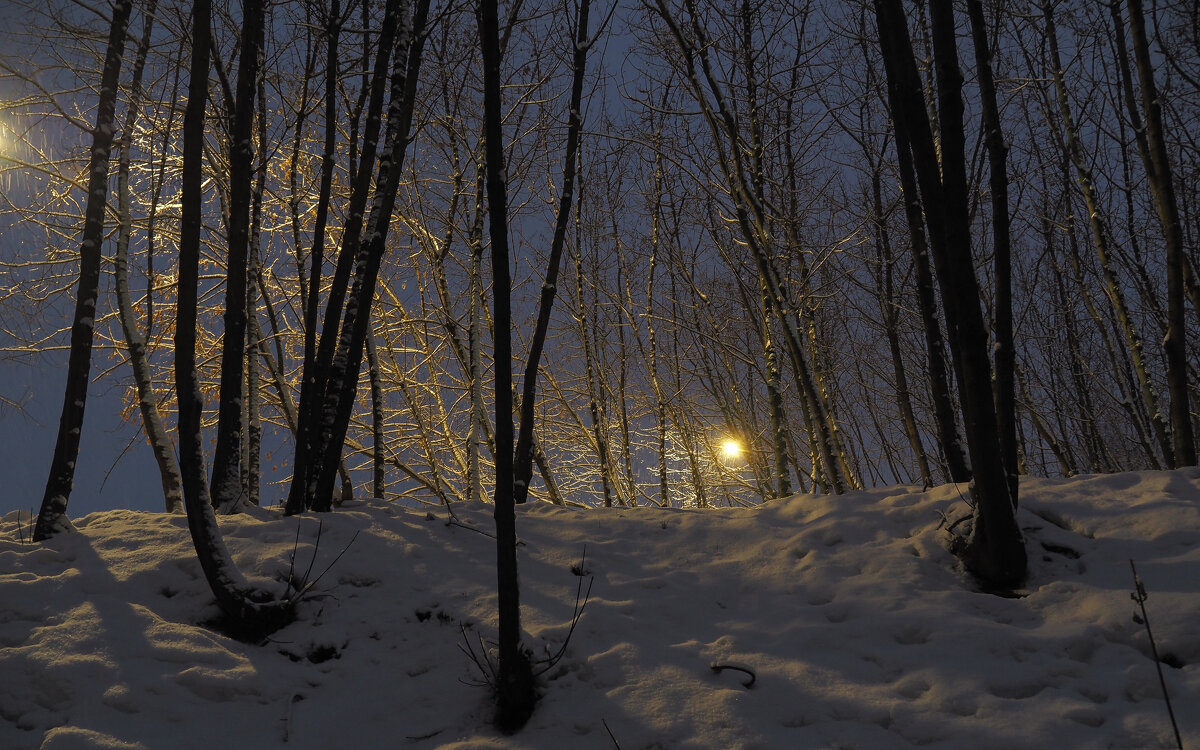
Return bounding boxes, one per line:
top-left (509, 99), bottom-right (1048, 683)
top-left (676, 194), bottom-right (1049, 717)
top-left (952, 513), bottom-right (1028, 593)
top-left (493, 652), bottom-right (536, 734)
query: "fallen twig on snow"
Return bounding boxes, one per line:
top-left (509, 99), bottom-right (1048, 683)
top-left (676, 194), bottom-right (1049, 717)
top-left (1130, 559), bottom-right (1183, 750)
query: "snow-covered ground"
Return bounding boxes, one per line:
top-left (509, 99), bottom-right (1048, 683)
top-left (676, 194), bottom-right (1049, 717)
top-left (2, 471), bottom-right (1197, 749)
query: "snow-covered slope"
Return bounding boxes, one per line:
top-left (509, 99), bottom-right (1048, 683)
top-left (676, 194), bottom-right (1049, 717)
top-left (2, 471), bottom-right (1197, 749)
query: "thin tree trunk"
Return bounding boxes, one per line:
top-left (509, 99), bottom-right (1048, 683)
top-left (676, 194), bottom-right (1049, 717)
top-left (113, 0), bottom-right (183, 515)
top-left (211, 0), bottom-right (266, 513)
top-left (244, 51), bottom-right (269, 508)
top-left (894, 125), bottom-right (969, 483)
top-left (1126, 0), bottom-right (1195, 466)
top-left (1043, 0), bottom-right (1173, 466)
top-left (291, 0), bottom-right (341, 501)
top-left (478, 0), bottom-right (536, 726)
top-left (309, 0), bottom-right (429, 511)
top-left (34, 0), bottom-right (134, 540)
top-left (647, 144), bottom-right (670, 507)
top-left (575, 237), bottom-right (617, 508)
top-left (366, 330), bottom-right (387, 498)
top-left (286, 0), bottom-right (399, 514)
top-left (512, 0), bottom-right (593, 504)
top-left (872, 171), bottom-right (932, 487)
top-left (468, 166), bottom-right (487, 504)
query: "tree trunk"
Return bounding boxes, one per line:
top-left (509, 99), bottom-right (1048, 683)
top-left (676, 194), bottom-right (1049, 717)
top-left (1126, 0), bottom-right (1195, 466)
top-left (366, 330), bottom-right (387, 498)
top-left (1043, 0), bottom-right (1173, 467)
top-left (286, 0), bottom-right (399, 514)
top-left (872, 169), bottom-right (932, 487)
top-left (113, 0), bottom-right (183, 515)
top-left (894, 126), bottom-right (969, 483)
top-left (513, 0), bottom-right (593, 505)
top-left (875, 0), bottom-right (1025, 588)
top-left (211, 0), bottom-right (266, 513)
top-left (479, 0), bottom-right (536, 728)
top-left (309, 0), bottom-right (429, 511)
top-left (966, 0), bottom-right (1019, 497)
top-left (33, 0), bottom-right (134, 541)
top-left (176, 0), bottom-right (292, 640)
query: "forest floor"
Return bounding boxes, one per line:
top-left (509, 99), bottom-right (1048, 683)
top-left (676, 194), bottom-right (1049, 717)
top-left (2, 470), bottom-right (1198, 749)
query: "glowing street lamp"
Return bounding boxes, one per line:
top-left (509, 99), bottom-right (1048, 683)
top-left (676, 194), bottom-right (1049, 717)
top-left (720, 439), bottom-right (743, 463)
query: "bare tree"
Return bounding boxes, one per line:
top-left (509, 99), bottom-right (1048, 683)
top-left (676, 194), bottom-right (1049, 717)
top-left (874, 0), bottom-right (1026, 587)
top-left (33, 0), bottom-right (134, 540)
top-left (175, 0), bottom-right (293, 637)
top-left (1125, 0), bottom-right (1195, 467)
top-left (478, 0), bottom-right (537, 727)
top-left (113, 0), bottom-right (184, 514)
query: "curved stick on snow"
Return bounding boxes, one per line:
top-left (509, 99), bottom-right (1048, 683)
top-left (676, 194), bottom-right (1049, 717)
top-left (710, 663), bottom-right (756, 688)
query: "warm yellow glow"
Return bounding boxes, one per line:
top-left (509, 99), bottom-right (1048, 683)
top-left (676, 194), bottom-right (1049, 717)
top-left (721, 439), bottom-right (743, 461)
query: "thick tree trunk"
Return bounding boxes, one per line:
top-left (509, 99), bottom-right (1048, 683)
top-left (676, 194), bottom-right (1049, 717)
top-left (966, 0), bottom-right (1019, 497)
top-left (875, 0), bottom-right (1025, 588)
top-left (176, 0), bottom-right (291, 639)
top-left (33, 0), bottom-right (134, 541)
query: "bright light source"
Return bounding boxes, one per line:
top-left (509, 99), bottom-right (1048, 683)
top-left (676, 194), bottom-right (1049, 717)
top-left (721, 439), bottom-right (742, 461)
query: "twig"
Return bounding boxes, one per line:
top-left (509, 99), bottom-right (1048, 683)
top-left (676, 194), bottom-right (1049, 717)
top-left (293, 529), bottom-right (361, 600)
top-left (536, 546), bottom-right (594, 675)
top-left (299, 519), bottom-right (323, 591)
top-left (284, 519), bottom-right (304, 599)
top-left (445, 515), bottom-right (496, 540)
top-left (602, 718), bottom-right (622, 749)
top-left (710, 663), bottom-right (756, 688)
top-left (458, 623), bottom-right (498, 687)
top-left (1130, 559), bottom-right (1183, 750)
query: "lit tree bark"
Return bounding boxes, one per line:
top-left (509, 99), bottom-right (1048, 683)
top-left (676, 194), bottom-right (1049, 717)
top-left (33, 0), bottom-right (134, 541)
top-left (309, 0), bottom-right (428, 511)
top-left (113, 0), bottom-right (183, 515)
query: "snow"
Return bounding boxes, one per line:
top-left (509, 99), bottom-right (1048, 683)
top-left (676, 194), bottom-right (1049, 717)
top-left (2, 471), bottom-right (1198, 749)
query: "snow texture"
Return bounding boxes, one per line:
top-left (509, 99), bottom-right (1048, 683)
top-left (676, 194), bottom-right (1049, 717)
top-left (1, 470), bottom-right (1198, 749)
